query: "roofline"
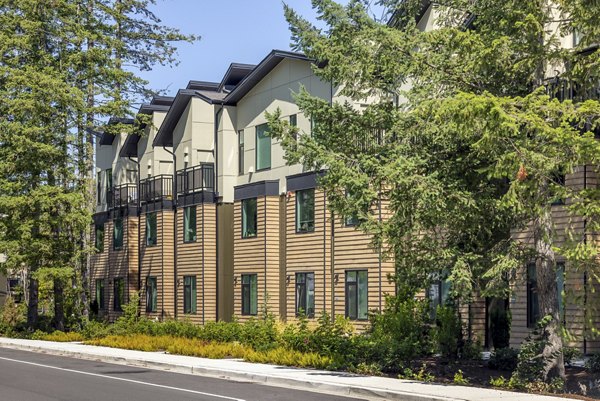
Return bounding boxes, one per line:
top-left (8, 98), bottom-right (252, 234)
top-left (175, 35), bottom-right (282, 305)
top-left (118, 134), bottom-right (141, 158)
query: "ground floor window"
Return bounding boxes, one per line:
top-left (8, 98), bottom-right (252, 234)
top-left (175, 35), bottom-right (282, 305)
top-left (345, 270), bottom-right (368, 320)
top-left (295, 272), bottom-right (315, 317)
top-left (427, 274), bottom-right (451, 318)
top-left (95, 279), bottom-right (105, 310)
top-left (146, 277), bottom-right (157, 313)
top-left (113, 277), bottom-right (124, 312)
top-left (183, 276), bottom-right (197, 314)
top-left (241, 274), bottom-right (258, 315)
top-left (95, 224), bottom-right (104, 252)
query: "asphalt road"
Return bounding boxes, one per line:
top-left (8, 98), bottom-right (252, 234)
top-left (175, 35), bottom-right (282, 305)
top-left (0, 348), bottom-right (366, 401)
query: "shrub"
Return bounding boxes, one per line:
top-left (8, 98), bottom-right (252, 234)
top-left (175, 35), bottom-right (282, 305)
top-left (453, 369), bottom-right (469, 385)
top-left (488, 347), bottom-right (519, 371)
top-left (198, 320), bottom-right (242, 343)
top-left (244, 347), bottom-right (332, 369)
top-left (586, 353), bottom-right (600, 373)
top-left (81, 319), bottom-right (111, 339)
top-left (434, 305), bottom-right (462, 359)
top-left (308, 312), bottom-right (353, 359)
top-left (239, 313), bottom-right (279, 352)
top-left (0, 297), bottom-right (25, 335)
top-left (31, 330), bottom-right (84, 342)
top-left (280, 314), bottom-right (311, 353)
top-left (563, 346), bottom-right (582, 367)
top-left (489, 376), bottom-right (509, 388)
top-left (397, 364), bottom-right (435, 382)
top-left (461, 338), bottom-right (483, 360)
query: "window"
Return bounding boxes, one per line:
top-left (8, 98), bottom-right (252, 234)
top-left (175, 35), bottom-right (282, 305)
top-left (241, 198), bottom-right (257, 238)
top-left (113, 277), bottom-right (124, 312)
top-left (551, 172), bottom-right (566, 205)
top-left (238, 130), bottom-right (244, 175)
top-left (113, 217), bottom-right (123, 250)
top-left (527, 263), bottom-right (539, 327)
top-left (145, 277), bottom-right (157, 313)
top-left (241, 274), bottom-right (258, 315)
top-left (557, 262), bottom-right (565, 322)
top-left (146, 212), bottom-right (157, 246)
top-left (105, 168), bottom-right (112, 201)
top-left (296, 189), bottom-right (315, 233)
top-left (96, 171), bottom-right (102, 204)
top-left (427, 275), bottom-right (451, 318)
top-left (95, 279), bottom-right (105, 310)
top-left (345, 270), bottom-right (368, 320)
top-left (295, 272), bottom-right (315, 317)
top-left (95, 224), bottom-right (104, 252)
top-left (256, 123), bottom-right (271, 170)
top-left (184, 206), bottom-right (196, 243)
top-left (183, 275), bottom-right (197, 314)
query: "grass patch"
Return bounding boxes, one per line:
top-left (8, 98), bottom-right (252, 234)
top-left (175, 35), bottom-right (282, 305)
top-left (31, 330), bottom-right (84, 342)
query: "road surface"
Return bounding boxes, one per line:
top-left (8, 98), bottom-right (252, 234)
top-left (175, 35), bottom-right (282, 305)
top-left (0, 347), bottom-right (366, 401)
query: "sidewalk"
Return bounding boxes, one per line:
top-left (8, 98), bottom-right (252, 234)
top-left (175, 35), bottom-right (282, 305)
top-left (0, 338), bottom-right (568, 401)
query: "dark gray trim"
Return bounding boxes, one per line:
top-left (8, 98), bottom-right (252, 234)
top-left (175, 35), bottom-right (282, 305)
top-left (140, 200), bottom-right (173, 214)
top-left (286, 171), bottom-right (325, 192)
top-left (178, 191), bottom-right (215, 207)
top-left (92, 212), bottom-right (109, 225)
top-left (234, 180), bottom-right (279, 201)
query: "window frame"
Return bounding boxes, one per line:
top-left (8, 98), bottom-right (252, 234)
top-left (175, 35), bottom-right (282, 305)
top-left (95, 223), bottom-right (105, 252)
top-left (241, 198), bottom-right (258, 238)
top-left (183, 275), bottom-right (197, 314)
top-left (145, 277), bottom-right (157, 313)
top-left (527, 263), bottom-right (539, 328)
top-left (295, 272), bottom-right (315, 318)
top-left (345, 270), bottom-right (368, 321)
top-left (146, 212), bottom-right (157, 246)
top-left (95, 279), bottom-right (105, 310)
top-left (183, 206), bottom-right (197, 243)
top-left (255, 123), bottom-right (271, 171)
top-left (113, 277), bottom-right (124, 312)
top-left (238, 129), bottom-right (244, 175)
top-left (96, 171), bottom-right (102, 204)
top-left (241, 273), bottom-right (258, 316)
top-left (113, 217), bottom-right (123, 250)
top-left (295, 189), bottom-right (315, 233)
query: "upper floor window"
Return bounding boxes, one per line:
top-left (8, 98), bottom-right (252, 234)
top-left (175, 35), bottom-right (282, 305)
top-left (238, 130), bottom-right (244, 175)
top-left (184, 206), bottom-right (197, 243)
top-left (256, 123), bottom-right (271, 170)
top-left (113, 217), bottom-right (123, 250)
top-left (146, 212), bottom-right (157, 246)
top-left (95, 223), bottom-right (105, 252)
top-left (296, 189), bottom-right (315, 233)
top-left (242, 198), bottom-right (257, 238)
top-left (105, 168), bottom-right (112, 190)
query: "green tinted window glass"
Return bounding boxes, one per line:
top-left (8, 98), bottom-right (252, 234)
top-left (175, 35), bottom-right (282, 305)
top-left (256, 124), bottom-right (271, 170)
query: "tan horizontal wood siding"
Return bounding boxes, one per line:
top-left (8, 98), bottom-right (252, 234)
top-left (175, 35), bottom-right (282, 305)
top-left (510, 166), bottom-right (599, 352)
top-left (233, 196), bottom-right (281, 321)
top-left (139, 211), bottom-right (174, 321)
top-left (285, 189), bottom-right (331, 323)
top-left (176, 203), bottom-right (217, 324)
top-left (107, 215), bottom-right (139, 322)
top-left (90, 222), bottom-right (109, 319)
top-left (217, 203), bottom-right (234, 321)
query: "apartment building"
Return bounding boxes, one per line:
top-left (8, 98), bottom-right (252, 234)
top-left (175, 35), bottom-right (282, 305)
top-left (91, 118), bottom-right (140, 322)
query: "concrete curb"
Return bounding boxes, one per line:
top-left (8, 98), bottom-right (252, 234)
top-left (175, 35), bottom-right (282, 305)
top-left (0, 342), bottom-right (460, 401)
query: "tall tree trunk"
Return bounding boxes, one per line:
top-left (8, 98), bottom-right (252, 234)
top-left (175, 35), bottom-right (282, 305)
top-left (27, 277), bottom-right (39, 329)
top-left (534, 199), bottom-right (565, 381)
top-left (53, 277), bottom-right (65, 331)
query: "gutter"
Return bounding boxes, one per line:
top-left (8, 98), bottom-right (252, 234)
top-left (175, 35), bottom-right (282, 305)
top-left (127, 156), bottom-right (142, 313)
top-left (213, 103), bottom-right (224, 320)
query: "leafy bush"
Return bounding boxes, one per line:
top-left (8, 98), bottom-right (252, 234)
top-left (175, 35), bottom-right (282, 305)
top-left (239, 313), bottom-right (279, 352)
top-left (397, 364), bottom-right (435, 382)
top-left (461, 338), bottom-right (483, 360)
top-left (563, 346), bottom-right (582, 367)
top-left (244, 347), bottom-right (332, 369)
top-left (308, 312), bottom-right (353, 359)
top-left (453, 369), bottom-right (469, 385)
top-left (367, 298), bottom-right (431, 371)
top-left (31, 330), bottom-right (83, 342)
top-left (198, 320), bottom-right (242, 343)
top-left (434, 305), bottom-right (462, 359)
top-left (488, 347), bottom-right (519, 371)
top-left (0, 297), bottom-right (25, 335)
top-left (489, 376), bottom-right (509, 388)
top-left (586, 353), bottom-right (600, 373)
top-left (280, 314), bottom-right (311, 353)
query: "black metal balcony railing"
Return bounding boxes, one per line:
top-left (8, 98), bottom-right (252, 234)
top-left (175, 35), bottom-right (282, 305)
top-left (546, 77), bottom-right (600, 102)
top-left (139, 175), bottom-right (173, 204)
top-left (176, 163), bottom-right (214, 195)
top-left (110, 184), bottom-right (137, 209)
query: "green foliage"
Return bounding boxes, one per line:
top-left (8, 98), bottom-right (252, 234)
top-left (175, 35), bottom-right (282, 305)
top-left (585, 353), bottom-right (600, 373)
top-left (434, 306), bottom-right (462, 359)
top-left (397, 364), bottom-right (435, 382)
top-left (453, 370), bottom-right (469, 385)
top-left (563, 346), bottom-right (582, 367)
top-left (0, 297), bottom-right (25, 335)
top-left (488, 348), bottom-right (519, 371)
top-left (31, 330), bottom-right (84, 342)
top-left (489, 376), bottom-right (510, 388)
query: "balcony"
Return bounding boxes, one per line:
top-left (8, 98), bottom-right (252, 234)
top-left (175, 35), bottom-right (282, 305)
top-left (110, 184), bottom-right (137, 209)
top-left (139, 175), bottom-right (173, 211)
top-left (176, 163), bottom-right (215, 206)
top-left (546, 77), bottom-right (600, 102)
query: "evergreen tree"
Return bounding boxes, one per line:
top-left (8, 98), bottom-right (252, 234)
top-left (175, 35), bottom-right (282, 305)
top-left (269, 0), bottom-right (600, 382)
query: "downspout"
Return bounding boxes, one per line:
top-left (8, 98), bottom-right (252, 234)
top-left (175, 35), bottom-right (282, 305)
top-left (163, 145), bottom-right (177, 319)
top-left (128, 156), bottom-right (141, 312)
top-left (330, 210), bottom-right (335, 317)
top-left (583, 164), bottom-right (588, 355)
top-left (214, 102), bottom-right (224, 320)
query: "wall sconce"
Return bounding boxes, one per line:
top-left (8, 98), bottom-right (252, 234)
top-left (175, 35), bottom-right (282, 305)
top-left (176, 278), bottom-right (182, 287)
top-left (233, 276), bottom-right (238, 285)
top-left (334, 274), bottom-right (339, 285)
top-left (286, 275), bottom-right (291, 285)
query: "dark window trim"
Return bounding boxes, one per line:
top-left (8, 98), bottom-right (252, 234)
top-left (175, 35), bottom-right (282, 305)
top-left (113, 217), bottom-right (124, 250)
top-left (255, 123), bottom-right (271, 172)
top-left (526, 263), bottom-right (539, 328)
top-left (113, 277), bottom-right (124, 312)
top-left (183, 275), bottom-right (197, 314)
top-left (241, 198), bottom-right (258, 239)
top-left (95, 279), bottom-right (105, 310)
top-left (241, 273), bottom-right (258, 316)
top-left (145, 212), bottom-right (158, 247)
top-left (295, 188), bottom-right (315, 234)
top-left (345, 269), bottom-right (368, 321)
top-left (238, 129), bottom-right (244, 176)
top-left (295, 272), bottom-right (315, 318)
top-left (145, 276), bottom-right (157, 313)
top-left (183, 206), bottom-right (197, 243)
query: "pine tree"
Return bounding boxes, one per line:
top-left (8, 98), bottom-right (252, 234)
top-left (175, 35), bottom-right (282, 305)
top-left (269, 0), bottom-right (600, 382)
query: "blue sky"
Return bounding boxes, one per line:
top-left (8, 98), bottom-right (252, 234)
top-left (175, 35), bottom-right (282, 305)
top-left (139, 0), bottom-right (335, 98)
